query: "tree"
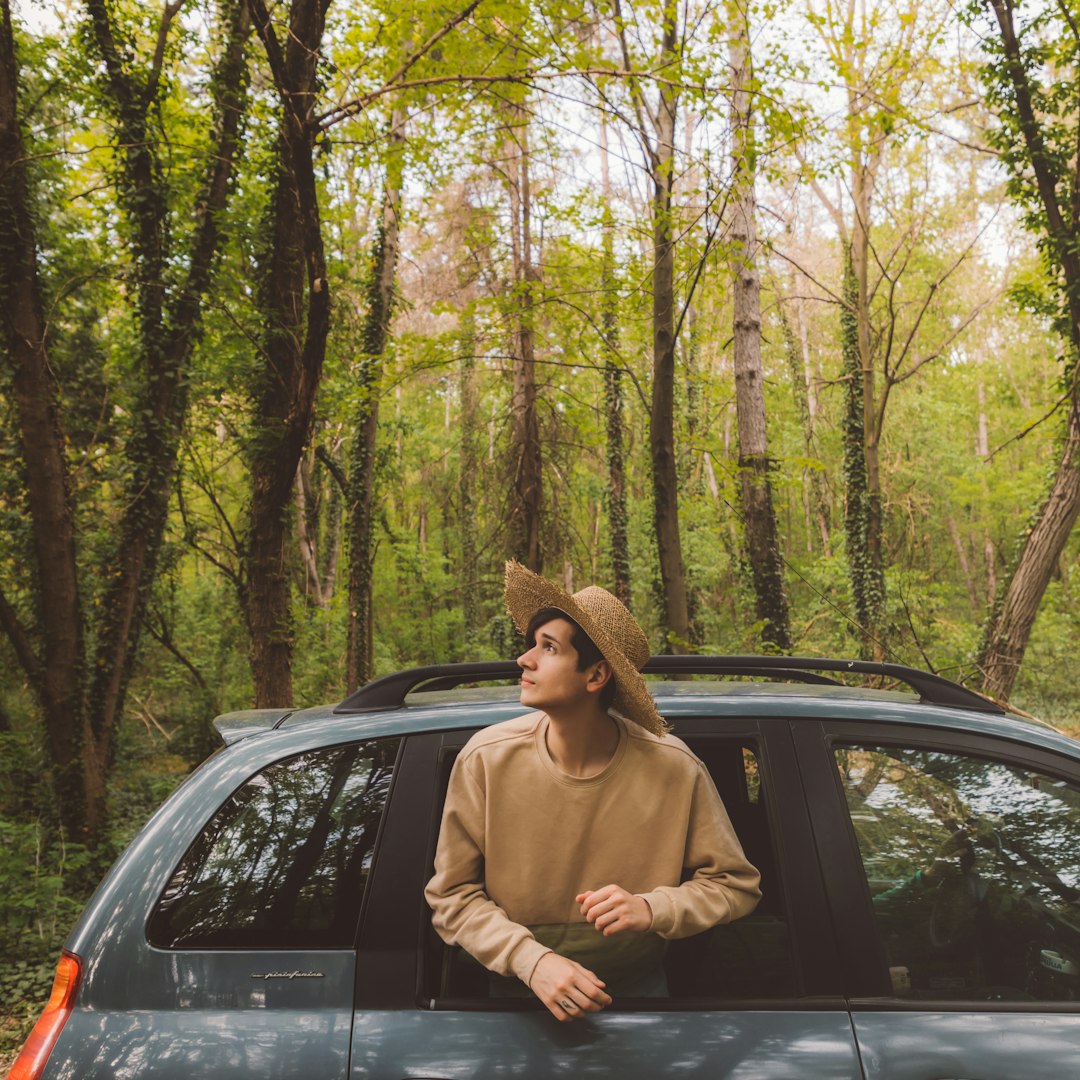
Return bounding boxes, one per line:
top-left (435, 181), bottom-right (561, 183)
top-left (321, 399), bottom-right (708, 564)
top-left (504, 95), bottom-right (544, 572)
top-left (241, 0), bottom-right (332, 707)
top-left (799, 0), bottom-right (990, 657)
top-left (599, 115), bottom-right (632, 606)
top-left (728, 0), bottom-right (792, 652)
top-left (974, 0), bottom-right (1080, 700)
top-left (612, 0), bottom-right (692, 651)
top-left (346, 114), bottom-right (405, 690)
top-left (0, 0), bottom-right (249, 840)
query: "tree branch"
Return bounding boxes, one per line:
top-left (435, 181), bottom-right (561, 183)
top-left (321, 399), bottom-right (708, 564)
top-left (145, 0), bottom-right (185, 105)
top-left (144, 606), bottom-right (211, 695)
top-left (0, 584), bottom-right (43, 687)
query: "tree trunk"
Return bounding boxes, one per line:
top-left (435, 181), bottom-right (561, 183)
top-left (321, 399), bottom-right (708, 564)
top-left (977, 382), bottom-right (996, 606)
top-left (947, 515), bottom-right (980, 614)
top-left (246, 0), bottom-right (331, 707)
top-left (976, 0), bottom-right (1080, 699)
top-left (294, 456), bottom-right (323, 603)
top-left (506, 101), bottom-right (543, 572)
top-left (781, 298), bottom-right (831, 557)
top-left (0, 0), bottom-right (248, 841)
top-left (459, 309), bottom-right (481, 643)
top-left (979, 397), bottom-right (1080, 699)
top-left (729, 19), bottom-right (791, 653)
top-left (0, 0), bottom-right (84, 820)
top-left (841, 253), bottom-right (878, 659)
top-left (649, 2), bottom-right (691, 652)
top-left (345, 114), bottom-right (405, 691)
top-left (599, 117), bottom-right (631, 607)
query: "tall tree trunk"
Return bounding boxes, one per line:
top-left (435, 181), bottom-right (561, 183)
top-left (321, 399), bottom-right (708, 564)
top-left (246, 0), bottom-right (331, 707)
top-left (294, 455), bottom-right (323, 604)
top-left (976, 0), bottom-right (1080, 699)
top-left (780, 299), bottom-right (831, 557)
top-left (600, 117), bottom-right (631, 607)
top-left (0, 0), bottom-right (248, 840)
top-left (506, 101), bottom-right (542, 572)
top-left (345, 114), bottom-right (405, 691)
top-left (459, 309), bottom-right (481, 643)
top-left (649, 2), bottom-right (691, 652)
top-left (729, 14), bottom-right (792, 654)
top-left (977, 382), bottom-right (996, 605)
top-left (0, 0), bottom-right (83, 821)
top-left (841, 253), bottom-right (878, 659)
top-left (848, 162), bottom-right (886, 656)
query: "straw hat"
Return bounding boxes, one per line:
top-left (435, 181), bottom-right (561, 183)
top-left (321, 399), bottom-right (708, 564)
top-left (504, 560), bottom-right (668, 737)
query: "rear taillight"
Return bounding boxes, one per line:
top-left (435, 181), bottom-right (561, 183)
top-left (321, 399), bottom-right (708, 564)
top-left (6, 951), bottom-right (82, 1080)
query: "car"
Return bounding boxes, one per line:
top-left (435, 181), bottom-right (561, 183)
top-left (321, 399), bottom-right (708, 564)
top-left (9, 655), bottom-right (1080, 1079)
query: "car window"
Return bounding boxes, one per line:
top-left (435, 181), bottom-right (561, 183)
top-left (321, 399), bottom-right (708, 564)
top-left (836, 743), bottom-right (1080, 1002)
top-left (148, 738), bottom-right (400, 949)
top-left (427, 738), bottom-right (798, 1003)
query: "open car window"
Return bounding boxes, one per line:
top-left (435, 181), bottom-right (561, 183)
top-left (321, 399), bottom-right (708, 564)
top-left (423, 735), bottom-right (799, 1005)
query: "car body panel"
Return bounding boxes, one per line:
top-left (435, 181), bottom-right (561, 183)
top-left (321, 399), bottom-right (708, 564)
top-left (212, 708), bottom-right (294, 745)
top-left (45, 952), bottom-right (354, 1080)
top-left (349, 1008), bottom-right (865, 1079)
top-left (852, 1010), bottom-right (1080, 1080)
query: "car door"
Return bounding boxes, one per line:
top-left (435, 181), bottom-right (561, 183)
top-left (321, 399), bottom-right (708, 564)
top-left (51, 736), bottom-right (400, 1080)
top-left (795, 719), bottom-right (1080, 1080)
top-left (350, 719), bottom-right (865, 1079)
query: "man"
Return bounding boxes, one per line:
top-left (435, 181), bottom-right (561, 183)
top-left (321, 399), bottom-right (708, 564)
top-left (425, 560), bottom-right (761, 1020)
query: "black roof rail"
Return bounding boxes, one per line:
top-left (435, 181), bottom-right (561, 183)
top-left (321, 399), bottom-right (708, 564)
top-left (334, 662), bottom-right (520, 713)
top-left (334, 655), bottom-right (1004, 715)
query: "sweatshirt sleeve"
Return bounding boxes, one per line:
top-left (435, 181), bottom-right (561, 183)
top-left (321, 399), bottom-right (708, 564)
top-left (424, 752), bottom-right (552, 984)
top-left (637, 761), bottom-right (762, 938)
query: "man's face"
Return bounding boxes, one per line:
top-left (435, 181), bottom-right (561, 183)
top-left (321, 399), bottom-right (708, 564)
top-left (517, 616), bottom-right (596, 713)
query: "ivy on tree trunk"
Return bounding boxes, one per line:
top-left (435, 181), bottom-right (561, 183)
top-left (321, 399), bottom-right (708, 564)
top-left (244, 0), bottom-right (331, 707)
top-left (974, 0), bottom-right (1080, 700)
top-left (599, 117), bottom-right (631, 608)
top-left (345, 116), bottom-right (405, 691)
top-left (0, 0), bottom-right (249, 842)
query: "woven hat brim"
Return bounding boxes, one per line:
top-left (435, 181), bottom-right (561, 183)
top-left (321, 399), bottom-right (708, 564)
top-left (504, 562), bottom-right (668, 738)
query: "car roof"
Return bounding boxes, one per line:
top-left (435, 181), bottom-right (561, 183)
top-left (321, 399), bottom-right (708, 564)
top-left (225, 677), bottom-right (1073, 763)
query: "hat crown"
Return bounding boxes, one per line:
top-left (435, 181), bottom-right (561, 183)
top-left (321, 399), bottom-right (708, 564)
top-left (572, 585), bottom-right (650, 670)
top-left (503, 559), bottom-right (666, 736)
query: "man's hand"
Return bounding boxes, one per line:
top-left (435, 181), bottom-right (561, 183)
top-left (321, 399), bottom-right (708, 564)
top-left (528, 952), bottom-right (611, 1021)
top-left (577, 885), bottom-right (652, 935)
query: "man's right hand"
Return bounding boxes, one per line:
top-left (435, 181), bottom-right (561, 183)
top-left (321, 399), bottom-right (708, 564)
top-left (528, 952), bottom-right (612, 1021)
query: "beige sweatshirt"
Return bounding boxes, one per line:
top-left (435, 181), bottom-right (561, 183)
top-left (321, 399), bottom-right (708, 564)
top-left (425, 711), bottom-right (762, 985)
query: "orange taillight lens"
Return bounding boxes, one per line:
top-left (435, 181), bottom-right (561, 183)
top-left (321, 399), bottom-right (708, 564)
top-left (6, 951), bottom-right (82, 1080)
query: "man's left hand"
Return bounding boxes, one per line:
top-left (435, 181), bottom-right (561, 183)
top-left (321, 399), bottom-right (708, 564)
top-left (576, 886), bottom-right (652, 935)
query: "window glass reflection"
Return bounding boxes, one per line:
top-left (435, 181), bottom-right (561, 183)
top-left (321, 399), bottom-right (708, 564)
top-left (837, 745), bottom-right (1080, 1002)
top-left (150, 738), bottom-right (399, 949)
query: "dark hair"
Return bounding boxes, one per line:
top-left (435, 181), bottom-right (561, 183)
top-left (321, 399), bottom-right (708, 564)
top-left (524, 607), bottom-right (617, 709)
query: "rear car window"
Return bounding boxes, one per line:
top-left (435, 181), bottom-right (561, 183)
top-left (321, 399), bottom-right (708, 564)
top-left (148, 738), bottom-right (399, 949)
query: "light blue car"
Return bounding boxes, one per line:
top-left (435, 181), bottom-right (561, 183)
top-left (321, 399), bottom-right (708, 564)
top-left (11, 657), bottom-right (1080, 1079)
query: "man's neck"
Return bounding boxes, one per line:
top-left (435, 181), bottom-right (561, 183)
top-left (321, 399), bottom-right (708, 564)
top-left (543, 706), bottom-right (620, 778)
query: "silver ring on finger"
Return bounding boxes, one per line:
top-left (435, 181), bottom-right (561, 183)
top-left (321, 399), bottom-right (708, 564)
top-left (560, 998), bottom-right (575, 1010)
